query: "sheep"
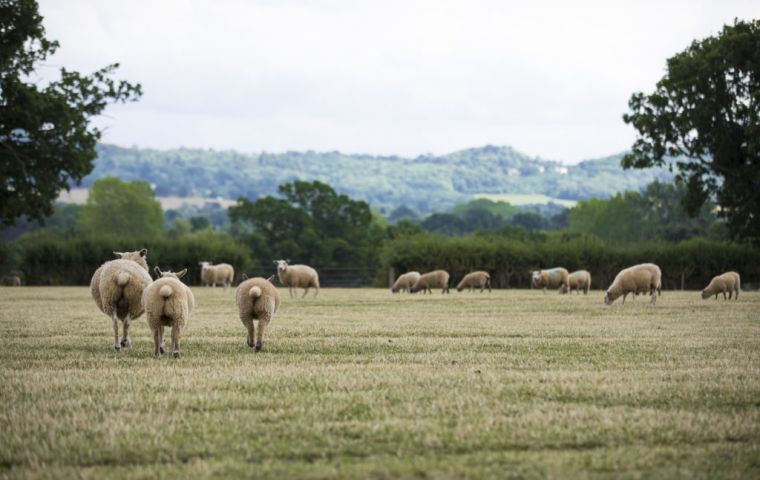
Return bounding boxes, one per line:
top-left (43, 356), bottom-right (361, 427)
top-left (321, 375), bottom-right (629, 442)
top-left (410, 270), bottom-right (450, 294)
top-left (564, 270), bottom-right (591, 294)
top-left (274, 259), bottom-right (320, 298)
top-left (391, 271), bottom-right (421, 293)
top-left (198, 261), bottom-right (234, 289)
top-left (236, 274), bottom-right (281, 352)
top-left (701, 271), bottom-right (740, 301)
top-left (604, 263), bottom-right (662, 306)
top-left (1, 275), bottom-right (21, 286)
top-left (90, 249), bottom-right (153, 351)
top-left (142, 267), bottom-right (195, 358)
top-left (456, 271), bottom-right (491, 292)
top-left (531, 267), bottom-right (570, 294)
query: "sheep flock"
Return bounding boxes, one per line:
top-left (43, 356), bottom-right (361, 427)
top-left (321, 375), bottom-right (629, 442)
top-left (29, 249), bottom-right (742, 358)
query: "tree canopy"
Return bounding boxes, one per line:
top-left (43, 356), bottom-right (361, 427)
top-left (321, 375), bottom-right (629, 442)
top-left (0, 0), bottom-right (142, 226)
top-left (623, 19), bottom-right (760, 243)
top-left (77, 177), bottom-right (164, 238)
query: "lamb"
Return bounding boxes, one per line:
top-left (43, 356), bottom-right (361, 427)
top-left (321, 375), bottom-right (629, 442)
top-left (198, 261), bottom-right (234, 289)
top-left (274, 259), bottom-right (320, 298)
top-left (531, 267), bottom-right (570, 294)
top-left (456, 271), bottom-right (491, 292)
top-left (564, 270), bottom-right (591, 294)
top-left (410, 270), bottom-right (450, 294)
top-left (90, 249), bottom-right (153, 351)
top-left (701, 271), bottom-right (740, 300)
top-left (1, 275), bottom-right (21, 286)
top-left (391, 271), bottom-right (421, 293)
top-left (236, 274), bottom-right (281, 352)
top-left (604, 263), bottom-right (662, 305)
top-left (142, 267), bottom-right (195, 358)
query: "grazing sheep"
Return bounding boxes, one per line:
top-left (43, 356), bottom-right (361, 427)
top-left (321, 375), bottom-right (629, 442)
top-left (90, 249), bottom-right (152, 351)
top-left (274, 259), bottom-right (320, 298)
top-left (604, 263), bottom-right (662, 306)
top-left (236, 274), bottom-right (281, 352)
top-left (531, 267), bottom-right (570, 294)
top-left (701, 272), bottom-right (740, 300)
top-left (198, 261), bottom-right (235, 289)
top-left (391, 271), bottom-right (421, 293)
top-left (410, 270), bottom-right (450, 294)
top-left (1, 275), bottom-right (21, 286)
top-left (142, 267), bottom-right (195, 358)
top-left (456, 271), bottom-right (491, 293)
top-left (564, 270), bottom-right (591, 294)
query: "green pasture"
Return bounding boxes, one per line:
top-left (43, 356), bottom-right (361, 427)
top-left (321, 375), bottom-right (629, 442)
top-left (0, 287), bottom-right (758, 479)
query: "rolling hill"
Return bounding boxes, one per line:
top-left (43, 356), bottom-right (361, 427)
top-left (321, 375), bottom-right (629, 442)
top-left (81, 144), bottom-right (673, 215)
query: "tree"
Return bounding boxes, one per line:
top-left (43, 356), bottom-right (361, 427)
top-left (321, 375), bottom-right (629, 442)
top-left (622, 19), bottom-right (760, 243)
top-left (0, 0), bottom-right (142, 226)
top-left (77, 177), bottom-right (164, 238)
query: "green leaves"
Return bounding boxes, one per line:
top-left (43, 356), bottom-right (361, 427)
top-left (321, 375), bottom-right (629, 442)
top-left (623, 19), bottom-right (760, 243)
top-left (0, 0), bottom-right (142, 226)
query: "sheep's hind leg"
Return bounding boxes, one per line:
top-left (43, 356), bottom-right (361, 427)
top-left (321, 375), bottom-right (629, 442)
top-left (244, 318), bottom-right (255, 348)
top-left (302, 287), bottom-right (309, 298)
top-left (120, 314), bottom-right (132, 348)
top-left (255, 317), bottom-right (269, 352)
top-left (171, 322), bottom-right (181, 358)
top-left (649, 288), bottom-right (656, 305)
top-left (723, 291), bottom-right (727, 300)
top-left (153, 327), bottom-right (162, 358)
top-left (112, 313), bottom-right (121, 352)
top-left (159, 326), bottom-right (165, 354)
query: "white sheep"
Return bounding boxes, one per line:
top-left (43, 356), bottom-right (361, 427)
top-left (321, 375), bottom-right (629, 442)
top-left (90, 249), bottom-right (153, 351)
top-left (604, 263), bottom-right (662, 305)
top-left (198, 261), bottom-right (234, 289)
top-left (456, 271), bottom-right (491, 292)
top-left (701, 271), bottom-right (740, 300)
top-left (391, 271), bottom-right (421, 293)
top-left (236, 274), bottom-right (281, 352)
top-left (531, 267), bottom-right (570, 294)
top-left (564, 270), bottom-right (591, 294)
top-left (142, 267), bottom-right (195, 358)
top-left (274, 259), bottom-right (320, 298)
top-left (410, 270), bottom-right (450, 294)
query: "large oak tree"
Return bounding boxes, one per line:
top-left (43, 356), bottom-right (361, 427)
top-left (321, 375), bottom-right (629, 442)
top-left (623, 19), bottom-right (760, 243)
top-left (1, 0), bottom-right (142, 226)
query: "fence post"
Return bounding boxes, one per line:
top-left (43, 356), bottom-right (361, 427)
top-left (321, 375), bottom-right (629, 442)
top-left (388, 267), bottom-right (395, 289)
top-left (681, 271), bottom-right (685, 291)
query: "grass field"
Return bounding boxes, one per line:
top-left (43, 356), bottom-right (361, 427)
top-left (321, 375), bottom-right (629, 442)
top-left (1, 287), bottom-right (759, 479)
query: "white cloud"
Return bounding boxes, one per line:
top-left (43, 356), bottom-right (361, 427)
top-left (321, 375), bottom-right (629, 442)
top-left (37, 0), bottom-right (760, 163)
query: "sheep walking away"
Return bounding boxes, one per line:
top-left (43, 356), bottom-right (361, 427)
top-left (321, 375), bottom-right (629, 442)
top-left (90, 249), bottom-right (152, 351)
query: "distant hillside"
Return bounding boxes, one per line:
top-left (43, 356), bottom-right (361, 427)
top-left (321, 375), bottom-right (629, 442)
top-left (81, 144), bottom-right (673, 215)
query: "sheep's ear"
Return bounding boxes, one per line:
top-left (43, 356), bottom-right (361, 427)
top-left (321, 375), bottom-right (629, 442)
top-left (154, 266), bottom-right (162, 277)
top-left (285, 259), bottom-right (290, 263)
top-left (113, 251), bottom-right (123, 258)
top-left (266, 275), bottom-right (275, 283)
top-left (176, 269), bottom-right (187, 279)
top-left (139, 249), bottom-right (147, 257)
top-left (273, 260), bottom-right (278, 265)
top-left (241, 273), bottom-right (249, 280)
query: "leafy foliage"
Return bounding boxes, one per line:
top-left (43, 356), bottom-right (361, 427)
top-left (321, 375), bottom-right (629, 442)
top-left (568, 181), bottom-right (726, 243)
top-left (0, 0), bottom-right (142, 225)
top-left (623, 19), bottom-right (760, 243)
top-left (229, 181), bottom-right (385, 279)
top-left (77, 177), bottom-right (164, 238)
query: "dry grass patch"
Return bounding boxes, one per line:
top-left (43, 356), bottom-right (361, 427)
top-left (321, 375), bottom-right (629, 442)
top-left (0, 287), bottom-right (758, 478)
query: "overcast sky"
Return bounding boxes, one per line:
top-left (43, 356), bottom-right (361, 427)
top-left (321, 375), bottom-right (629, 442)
top-left (37, 0), bottom-right (758, 163)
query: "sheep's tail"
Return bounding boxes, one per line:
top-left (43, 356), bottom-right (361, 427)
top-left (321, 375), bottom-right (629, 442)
top-left (159, 285), bottom-right (173, 298)
top-left (249, 286), bottom-right (262, 298)
top-left (116, 272), bottom-right (130, 287)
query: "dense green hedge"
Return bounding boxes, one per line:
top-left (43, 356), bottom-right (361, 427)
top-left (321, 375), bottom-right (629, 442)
top-left (14, 232), bottom-right (252, 285)
top-left (381, 234), bottom-right (760, 290)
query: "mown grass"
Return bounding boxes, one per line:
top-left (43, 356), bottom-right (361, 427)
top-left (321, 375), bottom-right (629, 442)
top-left (0, 287), bottom-right (758, 479)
